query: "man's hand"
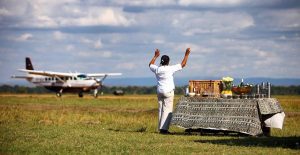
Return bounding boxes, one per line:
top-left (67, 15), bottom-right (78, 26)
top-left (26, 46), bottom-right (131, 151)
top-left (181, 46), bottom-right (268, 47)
top-left (155, 49), bottom-right (160, 57)
top-left (185, 48), bottom-right (191, 56)
top-left (181, 48), bottom-right (191, 68)
top-left (149, 49), bottom-right (160, 66)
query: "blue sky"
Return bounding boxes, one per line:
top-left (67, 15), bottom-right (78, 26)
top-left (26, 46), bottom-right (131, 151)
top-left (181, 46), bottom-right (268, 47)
top-left (0, 0), bottom-right (300, 84)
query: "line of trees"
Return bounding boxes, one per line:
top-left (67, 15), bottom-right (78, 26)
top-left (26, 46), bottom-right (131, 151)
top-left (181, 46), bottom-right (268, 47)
top-left (0, 85), bottom-right (299, 95)
top-left (270, 85), bottom-right (300, 95)
top-left (0, 85), bottom-right (51, 94)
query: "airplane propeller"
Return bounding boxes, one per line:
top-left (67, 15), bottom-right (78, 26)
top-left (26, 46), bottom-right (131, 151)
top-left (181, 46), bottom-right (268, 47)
top-left (93, 78), bottom-right (103, 98)
top-left (95, 78), bottom-right (102, 84)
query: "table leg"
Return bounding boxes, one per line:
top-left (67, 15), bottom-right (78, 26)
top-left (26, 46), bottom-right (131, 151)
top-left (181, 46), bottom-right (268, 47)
top-left (262, 126), bottom-right (271, 137)
top-left (261, 114), bottom-right (272, 137)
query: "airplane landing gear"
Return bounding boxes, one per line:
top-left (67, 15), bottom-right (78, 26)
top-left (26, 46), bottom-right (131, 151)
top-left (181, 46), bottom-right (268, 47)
top-left (56, 92), bottom-right (62, 97)
top-left (93, 89), bottom-right (98, 98)
top-left (78, 92), bottom-right (84, 98)
top-left (56, 89), bottom-right (63, 97)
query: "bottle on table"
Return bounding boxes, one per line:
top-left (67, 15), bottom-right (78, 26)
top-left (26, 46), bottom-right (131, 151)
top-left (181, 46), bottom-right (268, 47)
top-left (240, 78), bottom-right (244, 87)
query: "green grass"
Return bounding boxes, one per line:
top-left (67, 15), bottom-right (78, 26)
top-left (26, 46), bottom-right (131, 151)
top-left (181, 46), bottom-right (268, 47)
top-left (0, 94), bottom-right (299, 154)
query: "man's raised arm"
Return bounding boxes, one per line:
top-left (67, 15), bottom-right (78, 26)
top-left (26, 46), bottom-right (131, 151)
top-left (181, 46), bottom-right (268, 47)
top-left (181, 48), bottom-right (191, 68)
top-left (149, 49), bottom-right (160, 66)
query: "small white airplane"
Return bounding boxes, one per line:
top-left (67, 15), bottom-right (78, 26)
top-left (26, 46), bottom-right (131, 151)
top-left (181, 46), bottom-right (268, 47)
top-left (12, 57), bottom-right (121, 97)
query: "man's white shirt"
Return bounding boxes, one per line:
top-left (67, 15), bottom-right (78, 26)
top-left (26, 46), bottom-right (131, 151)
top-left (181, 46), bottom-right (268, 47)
top-left (150, 64), bottom-right (182, 94)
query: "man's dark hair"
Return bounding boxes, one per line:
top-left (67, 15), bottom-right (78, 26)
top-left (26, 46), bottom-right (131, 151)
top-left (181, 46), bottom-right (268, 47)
top-left (160, 55), bottom-right (170, 66)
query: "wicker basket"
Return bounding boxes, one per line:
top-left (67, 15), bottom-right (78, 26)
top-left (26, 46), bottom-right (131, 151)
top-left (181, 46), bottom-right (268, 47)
top-left (189, 80), bottom-right (222, 97)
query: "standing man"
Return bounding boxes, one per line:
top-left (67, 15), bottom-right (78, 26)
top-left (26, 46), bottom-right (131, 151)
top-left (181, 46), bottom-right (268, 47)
top-left (149, 48), bottom-right (191, 134)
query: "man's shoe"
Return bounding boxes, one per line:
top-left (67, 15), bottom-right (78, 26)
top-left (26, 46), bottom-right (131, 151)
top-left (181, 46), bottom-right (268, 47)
top-left (159, 129), bottom-right (171, 134)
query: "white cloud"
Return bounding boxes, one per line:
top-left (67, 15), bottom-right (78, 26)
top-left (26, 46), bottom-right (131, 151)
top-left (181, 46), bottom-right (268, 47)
top-left (116, 62), bottom-right (136, 70)
top-left (257, 9), bottom-right (300, 31)
top-left (94, 39), bottom-right (103, 49)
top-left (80, 37), bottom-right (93, 44)
top-left (33, 15), bottom-right (58, 28)
top-left (105, 0), bottom-right (284, 7)
top-left (80, 37), bottom-right (103, 49)
top-left (0, 1), bottom-right (28, 18)
top-left (172, 11), bottom-right (254, 36)
top-left (177, 0), bottom-right (284, 7)
top-left (178, 0), bottom-right (243, 6)
top-left (1, 1), bottom-right (132, 28)
top-left (176, 37), bottom-right (295, 78)
top-left (130, 10), bottom-right (173, 27)
top-left (109, 34), bottom-right (123, 44)
top-left (0, 8), bottom-right (11, 16)
top-left (153, 39), bottom-right (165, 44)
top-left (131, 10), bottom-right (246, 37)
top-left (53, 31), bottom-right (65, 40)
top-left (78, 51), bottom-right (112, 58)
top-left (15, 33), bottom-right (33, 41)
top-left (60, 7), bottom-right (132, 27)
top-left (112, 0), bottom-right (176, 6)
top-left (254, 55), bottom-right (280, 66)
top-left (66, 45), bottom-right (74, 51)
top-left (102, 51), bottom-right (112, 58)
top-left (173, 43), bottom-right (214, 54)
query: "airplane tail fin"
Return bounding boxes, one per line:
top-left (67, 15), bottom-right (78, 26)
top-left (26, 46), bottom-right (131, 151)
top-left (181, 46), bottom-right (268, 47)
top-left (26, 57), bottom-right (34, 70)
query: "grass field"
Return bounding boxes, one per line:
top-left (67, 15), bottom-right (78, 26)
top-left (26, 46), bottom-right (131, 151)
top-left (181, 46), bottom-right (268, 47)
top-left (0, 94), bottom-right (299, 154)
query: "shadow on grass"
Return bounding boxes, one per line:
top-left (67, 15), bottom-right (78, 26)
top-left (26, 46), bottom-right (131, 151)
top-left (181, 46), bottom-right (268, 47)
top-left (107, 126), bottom-right (148, 133)
top-left (172, 129), bottom-right (251, 137)
top-left (195, 136), bottom-right (300, 150)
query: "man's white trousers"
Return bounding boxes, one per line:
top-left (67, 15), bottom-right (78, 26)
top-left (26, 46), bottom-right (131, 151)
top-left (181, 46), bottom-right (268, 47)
top-left (157, 91), bottom-right (174, 130)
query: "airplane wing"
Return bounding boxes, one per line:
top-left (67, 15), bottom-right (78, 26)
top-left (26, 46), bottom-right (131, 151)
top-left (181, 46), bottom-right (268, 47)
top-left (18, 69), bottom-right (75, 77)
top-left (87, 73), bottom-right (122, 83)
top-left (19, 69), bottom-right (122, 78)
top-left (86, 73), bottom-right (122, 77)
top-left (11, 75), bottom-right (34, 79)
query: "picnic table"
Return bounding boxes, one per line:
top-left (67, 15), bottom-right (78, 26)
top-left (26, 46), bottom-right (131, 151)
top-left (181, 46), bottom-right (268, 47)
top-left (171, 97), bottom-right (285, 136)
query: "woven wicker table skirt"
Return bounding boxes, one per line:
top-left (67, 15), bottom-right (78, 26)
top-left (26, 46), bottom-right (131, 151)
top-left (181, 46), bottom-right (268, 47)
top-left (171, 97), bottom-right (284, 136)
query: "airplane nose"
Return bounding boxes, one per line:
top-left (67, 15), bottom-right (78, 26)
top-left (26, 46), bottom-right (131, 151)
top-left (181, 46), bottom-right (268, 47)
top-left (94, 79), bottom-right (101, 86)
top-left (96, 79), bottom-right (102, 84)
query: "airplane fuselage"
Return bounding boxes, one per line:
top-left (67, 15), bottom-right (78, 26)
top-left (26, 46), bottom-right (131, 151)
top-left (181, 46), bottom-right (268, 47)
top-left (28, 75), bottom-right (100, 93)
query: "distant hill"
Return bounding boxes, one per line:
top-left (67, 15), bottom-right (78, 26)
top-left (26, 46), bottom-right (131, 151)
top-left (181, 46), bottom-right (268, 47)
top-left (104, 77), bottom-right (300, 86)
top-left (2, 77), bottom-right (300, 87)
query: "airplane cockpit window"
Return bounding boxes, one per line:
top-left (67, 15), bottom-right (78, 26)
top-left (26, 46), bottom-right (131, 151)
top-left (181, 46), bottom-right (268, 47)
top-left (77, 74), bottom-right (87, 79)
